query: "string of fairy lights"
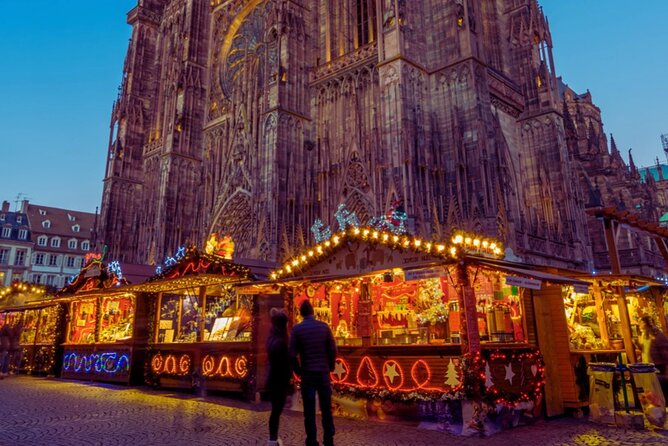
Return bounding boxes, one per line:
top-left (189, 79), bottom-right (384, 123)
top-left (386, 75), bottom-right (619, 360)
top-left (271, 228), bottom-right (504, 280)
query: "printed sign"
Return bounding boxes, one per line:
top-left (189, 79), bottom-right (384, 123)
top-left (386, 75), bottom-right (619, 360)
top-left (505, 275), bottom-right (542, 290)
top-left (573, 284), bottom-right (590, 294)
top-left (159, 320), bottom-right (173, 330)
top-left (404, 268), bottom-right (446, 282)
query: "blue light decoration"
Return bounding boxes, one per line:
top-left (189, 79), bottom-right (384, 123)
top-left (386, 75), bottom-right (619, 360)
top-left (311, 218), bottom-right (332, 243)
top-left (334, 203), bottom-right (360, 231)
top-left (369, 200), bottom-right (408, 235)
top-left (62, 351), bottom-right (131, 375)
top-left (107, 261), bottom-right (124, 283)
top-left (155, 245), bottom-right (186, 274)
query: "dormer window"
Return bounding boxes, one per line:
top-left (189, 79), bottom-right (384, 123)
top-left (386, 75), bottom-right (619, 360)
top-left (39, 209), bottom-right (46, 216)
top-left (18, 229), bottom-right (28, 240)
top-left (1, 227), bottom-right (10, 238)
top-left (68, 214), bottom-right (76, 222)
top-left (51, 237), bottom-right (61, 248)
top-left (37, 235), bottom-right (48, 246)
top-left (0, 214), bottom-right (5, 222)
top-left (68, 239), bottom-right (77, 249)
top-left (42, 220), bottom-right (51, 229)
top-left (81, 240), bottom-right (90, 251)
top-left (72, 224), bottom-right (80, 233)
top-left (16, 216), bottom-right (22, 223)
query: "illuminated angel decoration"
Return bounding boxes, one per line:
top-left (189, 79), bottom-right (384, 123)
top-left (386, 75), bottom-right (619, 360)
top-left (206, 233), bottom-right (235, 260)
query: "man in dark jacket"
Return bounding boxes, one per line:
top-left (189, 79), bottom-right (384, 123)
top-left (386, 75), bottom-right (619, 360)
top-left (289, 300), bottom-right (337, 446)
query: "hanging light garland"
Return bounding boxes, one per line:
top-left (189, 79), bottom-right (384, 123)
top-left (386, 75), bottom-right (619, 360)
top-left (271, 227), bottom-right (504, 280)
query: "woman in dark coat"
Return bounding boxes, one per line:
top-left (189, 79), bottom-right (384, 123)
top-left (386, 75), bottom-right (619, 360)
top-left (266, 308), bottom-right (292, 446)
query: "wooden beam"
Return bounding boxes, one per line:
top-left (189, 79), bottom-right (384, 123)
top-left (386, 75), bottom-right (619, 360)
top-left (603, 218), bottom-right (621, 275)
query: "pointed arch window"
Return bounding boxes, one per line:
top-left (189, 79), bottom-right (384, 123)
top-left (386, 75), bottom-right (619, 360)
top-left (355, 0), bottom-right (377, 48)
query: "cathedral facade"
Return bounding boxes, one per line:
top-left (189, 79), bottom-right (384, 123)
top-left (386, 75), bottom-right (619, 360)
top-left (101, 0), bottom-right (594, 269)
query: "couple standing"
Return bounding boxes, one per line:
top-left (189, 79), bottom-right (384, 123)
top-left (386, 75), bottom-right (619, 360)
top-left (266, 300), bottom-right (337, 446)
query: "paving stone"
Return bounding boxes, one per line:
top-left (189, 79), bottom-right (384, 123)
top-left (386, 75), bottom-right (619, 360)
top-left (1, 377), bottom-right (667, 446)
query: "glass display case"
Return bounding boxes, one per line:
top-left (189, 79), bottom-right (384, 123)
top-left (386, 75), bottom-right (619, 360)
top-left (156, 286), bottom-right (254, 344)
top-left (472, 268), bottom-right (526, 344)
top-left (204, 287), bottom-right (253, 342)
top-left (68, 299), bottom-right (97, 344)
top-left (35, 305), bottom-right (59, 344)
top-left (292, 270), bottom-right (460, 346)
top-left (19, 309), bottom-right (39, 345)
top-left (98, 295), bottom-right (135, 343)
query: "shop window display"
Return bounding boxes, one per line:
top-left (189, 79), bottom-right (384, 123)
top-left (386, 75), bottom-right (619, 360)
top-left (203, 287), bottom-right (252, 342)
top-left (98, 295), bottom-right (135, 343)
top-left (19, 309), bottom-right (39, 345)
top-left (34, 306), bottom-right (59, 344)
top-left (562, 284), bottom-right (660, 352)
top-left (292, 269), bottom-right (461, 346)
top-left (471, 269), bottom-right (526, 344)
top-left (68, 300), bottom-right (97, 344)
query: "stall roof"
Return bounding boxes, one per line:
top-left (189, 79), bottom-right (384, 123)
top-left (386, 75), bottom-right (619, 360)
top-left (125, 247), bottom-right (256, 293)
top-left (560, 272), bottom-right (666, 287)
top-left (271, 226), bottom-right (504, 280)
top-left (470, 257), bottom-right (591, 286)
top-left (122, 263), bottom-right (157, 285)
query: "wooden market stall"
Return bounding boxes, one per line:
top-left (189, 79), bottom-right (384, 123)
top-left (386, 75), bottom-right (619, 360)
top-left (271, 227), bottom-right (574, 434)
top-left (0, 282), bottom-right (64, 376)
top-left (127, 240), bottom-right (281, 400)
top-left (57, 257), bottom-right (151, 384)
top-left (541, 272), bottom-right (668, 410)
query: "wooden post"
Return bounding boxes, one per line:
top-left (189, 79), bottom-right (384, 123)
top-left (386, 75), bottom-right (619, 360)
top-left (457, 261), bottom-right (480, 354)
top-left (650, 287), bottom-right (668, 335)
top-left (591, 282), bottom-right (610, 347)
top-left (603, 218), bottom-right (621, 275)
top-left (602, 217), bottom-right (636, 362)
top-left (616, 286), bottom-right (636, 363)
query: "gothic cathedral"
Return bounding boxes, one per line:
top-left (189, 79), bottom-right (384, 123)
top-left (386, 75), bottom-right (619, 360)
top-left (101, 0), bottom-right (593, 269)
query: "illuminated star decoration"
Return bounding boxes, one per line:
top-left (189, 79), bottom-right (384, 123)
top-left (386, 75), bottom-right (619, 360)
top-left (333, 360), bottom-right (348, 381)
top-left (311, 218), bottom-right (332, 243)
top-left (504, 362), bottom-right (515, 385)
top-left (485, 362), bottom-right (494, 389)
top-left (384, 362), bottom-right (400, 385)
top-left (369, 199), bottom-right (408, 235)
top-left (334, 203), bottom-right (360, 231)
top-left (107, 261), bottom-right (124, 285)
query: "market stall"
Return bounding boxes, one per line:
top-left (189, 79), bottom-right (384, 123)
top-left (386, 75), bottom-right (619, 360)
top-left (58, 256), bottom-right (148, 384)
top-left (271, 227), bottom-right (552, 435)
top-left (549, 274), bottom-right (668, 409)
top-left (130, 237), bottom-right (280, 399)
top-left (0, 282), bottom-right (64, 375)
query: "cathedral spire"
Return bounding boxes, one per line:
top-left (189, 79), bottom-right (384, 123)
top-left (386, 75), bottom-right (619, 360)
top-left (610, 133), bottom-right (619, 155)
top-left (628, 148), bottom-right (638, 175)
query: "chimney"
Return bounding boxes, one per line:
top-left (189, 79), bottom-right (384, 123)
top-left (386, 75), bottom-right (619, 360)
top-left (1, 201), bottom-right (9, 212)
top-left (20, 199), bottom-right (29, 213)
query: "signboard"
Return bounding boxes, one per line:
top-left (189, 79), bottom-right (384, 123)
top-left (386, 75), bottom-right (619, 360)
top-left (404, 267), bottom-right (446, 282)
top-left (573, 283), bottom-right (590, 294)
top-left (505, 275), bottom-right (542, 290)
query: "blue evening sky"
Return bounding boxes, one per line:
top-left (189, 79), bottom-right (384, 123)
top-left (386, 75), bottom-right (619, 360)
top-left (0, 1), bottom-right (666, 213)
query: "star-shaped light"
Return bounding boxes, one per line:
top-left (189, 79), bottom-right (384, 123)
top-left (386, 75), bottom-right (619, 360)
top-left (504, 362), bottom-right (515, 385)
top-left (333, 360), bottom-right (347, 380)
top-left (384, 362), bottom-right (400, 384)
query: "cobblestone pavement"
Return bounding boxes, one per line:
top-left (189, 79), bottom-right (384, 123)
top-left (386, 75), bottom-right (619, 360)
top-left (1, 377), bottom-right (667, 446)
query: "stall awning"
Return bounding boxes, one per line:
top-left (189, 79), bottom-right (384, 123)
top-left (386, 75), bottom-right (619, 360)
top-left (472, 259), bottom-right (591, 287)
top-left (125, 274), bottom-right (251, 293)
